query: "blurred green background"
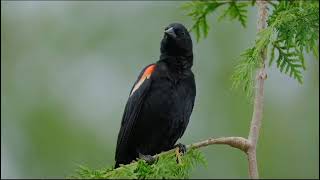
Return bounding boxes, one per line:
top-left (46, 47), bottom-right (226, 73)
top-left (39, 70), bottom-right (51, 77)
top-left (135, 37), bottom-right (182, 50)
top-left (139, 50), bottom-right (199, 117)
top-left (1, 1), bottom-right (319, 179)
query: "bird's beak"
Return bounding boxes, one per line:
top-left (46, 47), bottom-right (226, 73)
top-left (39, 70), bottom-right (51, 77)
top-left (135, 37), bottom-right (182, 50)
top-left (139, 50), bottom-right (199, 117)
top-left (164, 27), bottom-right (176, 38)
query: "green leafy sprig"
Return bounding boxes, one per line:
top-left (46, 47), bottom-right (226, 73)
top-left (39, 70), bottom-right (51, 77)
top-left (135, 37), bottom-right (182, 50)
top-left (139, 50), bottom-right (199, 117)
top-left (70, 148), bottom-right (206, 179)
top-left (184, 0), bottom-right (319, 97)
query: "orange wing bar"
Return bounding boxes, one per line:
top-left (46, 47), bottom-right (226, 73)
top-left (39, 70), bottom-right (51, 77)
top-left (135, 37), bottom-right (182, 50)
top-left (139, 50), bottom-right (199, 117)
top-left (130, 65), bottom-right (156, 96)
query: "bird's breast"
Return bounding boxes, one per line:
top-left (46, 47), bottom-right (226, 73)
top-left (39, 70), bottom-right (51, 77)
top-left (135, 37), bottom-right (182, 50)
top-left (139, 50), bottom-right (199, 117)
top-left (142, 78), bottom-right (188, 121)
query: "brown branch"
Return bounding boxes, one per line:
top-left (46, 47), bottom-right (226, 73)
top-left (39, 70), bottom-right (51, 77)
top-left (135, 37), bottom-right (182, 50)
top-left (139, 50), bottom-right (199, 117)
top-left (187, 136), bottom-right (250, 153)
top-left (247, 0), bottom-right (268, 179)
top-left (151, 137), bottom-right (251, 159)
top-left (113, 136), bottom-right (251, 172)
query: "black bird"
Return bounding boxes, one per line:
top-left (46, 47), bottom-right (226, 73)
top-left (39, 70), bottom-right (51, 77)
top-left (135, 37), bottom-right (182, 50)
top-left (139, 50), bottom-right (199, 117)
top-left (115, 23), bottom-right (196, 168)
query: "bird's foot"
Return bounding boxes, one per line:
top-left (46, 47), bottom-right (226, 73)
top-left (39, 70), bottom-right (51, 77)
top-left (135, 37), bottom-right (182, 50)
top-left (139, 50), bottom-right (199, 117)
top-left (174, 143), bottom-right (187, 154)
top-left (174, 143), bottom-right (187, 164)
top-left (138, 153), bottom-right (157, 165)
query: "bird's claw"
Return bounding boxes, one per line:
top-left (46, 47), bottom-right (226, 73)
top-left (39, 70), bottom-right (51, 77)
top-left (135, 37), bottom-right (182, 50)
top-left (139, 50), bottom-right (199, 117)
top-left (174, 143), bottom-right (187, 154)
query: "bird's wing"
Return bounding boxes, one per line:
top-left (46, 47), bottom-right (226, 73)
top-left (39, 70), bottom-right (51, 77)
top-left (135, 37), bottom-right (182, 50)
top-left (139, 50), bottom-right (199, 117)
top-left (115, 64), bottom-right (156, 163)
top-left (178, 76), bottom-right (196, 139)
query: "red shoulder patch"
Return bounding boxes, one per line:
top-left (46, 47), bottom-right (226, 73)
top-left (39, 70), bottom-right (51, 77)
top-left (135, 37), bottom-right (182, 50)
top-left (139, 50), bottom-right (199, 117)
top-left (142, 65), bottom-right (156, 79)
top-left (130, 65), bottom-right (156, 96)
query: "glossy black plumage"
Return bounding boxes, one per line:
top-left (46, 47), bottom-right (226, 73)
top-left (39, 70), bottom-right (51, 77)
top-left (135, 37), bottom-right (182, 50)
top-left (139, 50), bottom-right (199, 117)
top-left (115, 23), bottom-right (196, 168)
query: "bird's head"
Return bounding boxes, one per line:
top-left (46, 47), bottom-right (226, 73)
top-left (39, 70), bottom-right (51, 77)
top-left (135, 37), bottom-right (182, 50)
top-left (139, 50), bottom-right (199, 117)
top-left (160, 23), bottom-right (193, 57)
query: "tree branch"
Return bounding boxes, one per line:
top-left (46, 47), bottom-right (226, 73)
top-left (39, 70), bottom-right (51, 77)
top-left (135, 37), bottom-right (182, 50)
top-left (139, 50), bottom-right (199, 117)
top-left (154, 136), bottom-right (251, 158)
top-left (247, 0), bottom-right (268, 179)
top-left (187, 136), bottom-right (250, 153)
top-left (113, 136), bottom-right (251, 172)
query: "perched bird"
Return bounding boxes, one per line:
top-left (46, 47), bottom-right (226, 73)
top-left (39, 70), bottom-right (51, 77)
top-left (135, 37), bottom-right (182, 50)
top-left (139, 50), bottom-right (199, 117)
top-left (115, 23), bottom-right (196, 168)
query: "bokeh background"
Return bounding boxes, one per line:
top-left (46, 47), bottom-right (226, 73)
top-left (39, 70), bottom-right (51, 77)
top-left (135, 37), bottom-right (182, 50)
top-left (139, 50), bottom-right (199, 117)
top-left (1, 1), bottom-right (319, 179)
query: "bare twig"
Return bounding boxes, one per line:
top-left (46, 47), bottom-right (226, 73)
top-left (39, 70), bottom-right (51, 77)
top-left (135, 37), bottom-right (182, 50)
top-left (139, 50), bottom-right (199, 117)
top-left (113, 136), bottom-right (250, 172)
top-left (154, 136), bottom-right (250, 158)
top-left (247, 0), bottom-right (268, 179)
top-left (187, 136), bottom-right (250, 152)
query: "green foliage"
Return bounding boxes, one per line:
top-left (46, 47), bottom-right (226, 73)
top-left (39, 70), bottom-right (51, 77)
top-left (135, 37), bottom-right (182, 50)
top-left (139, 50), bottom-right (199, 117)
top-left (218, 1), bottom-right (249, 27)
top-left (182, 1), bottom-right (225, 42)
top-left (184, 0), bottom-right (319, 97)
top-left (183, 0), bottom-right (255, 42)
top-left (70, 148), bottom-right (206, 179)
top-left (232, 27), bottom-right (273, 97)
top-left (268, 0), bottom-right (319, 84)
top-left (231, 48), bottom-right (259, 97)
top-left (71, 165), bottom-right (114, 179)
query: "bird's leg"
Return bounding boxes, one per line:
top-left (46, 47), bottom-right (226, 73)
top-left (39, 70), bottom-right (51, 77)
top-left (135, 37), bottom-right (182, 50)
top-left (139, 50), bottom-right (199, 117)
top-left (138, 152), bottom-right (157, 165)
top-left (175, 148), bottom-right (182, 164)
top-left (174, 143), bottom-right (187, 164)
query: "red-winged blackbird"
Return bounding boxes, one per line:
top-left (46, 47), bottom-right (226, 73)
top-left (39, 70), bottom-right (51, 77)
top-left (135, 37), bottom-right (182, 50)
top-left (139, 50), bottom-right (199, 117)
top-left (115, 23), bottom-right (196, 168)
